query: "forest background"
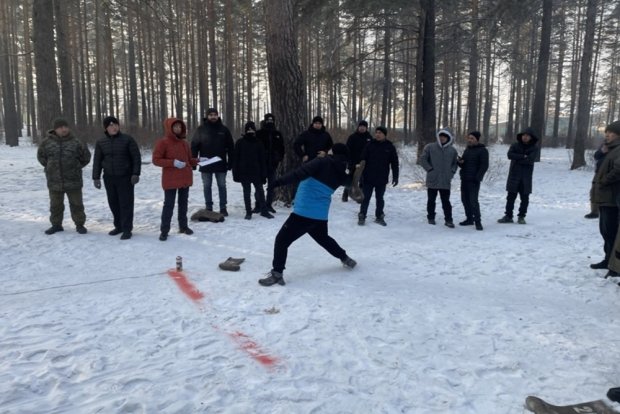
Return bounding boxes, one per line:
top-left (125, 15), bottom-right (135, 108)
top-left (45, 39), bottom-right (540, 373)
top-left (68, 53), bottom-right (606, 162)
top-left (0, 0), bottom-right (619, 173)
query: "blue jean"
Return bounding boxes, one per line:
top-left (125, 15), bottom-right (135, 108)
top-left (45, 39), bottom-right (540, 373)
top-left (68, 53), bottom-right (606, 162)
top-left (201, 171), bottom-right (227, 210)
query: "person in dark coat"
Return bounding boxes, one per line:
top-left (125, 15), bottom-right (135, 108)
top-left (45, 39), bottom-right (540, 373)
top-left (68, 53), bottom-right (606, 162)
top-left (93, 116), bottom-right (141, 240)
top-left (37, 118), bottom-right (91, 235)
top-left (258, 143), bottom-right (356, 287)
top-left (256, 113), bottom-right (285, 213)
top-left (457, 131), bottom-right (489, 230)
top-left (584, 142), bottom-right (608, 219)
top-left (233, 122), bottom-right (273, 220)
top-left (293, 116), bottom-right (333, 163)
top-left (152, 118), bottom-right (198, 241)
top-left (497, 127), bottom-right (540, 224)
top-left (343, 120), bottom-right (372, 202)
top-left (357, 126), bottom-right (399, 226)
top-left (420, 129), bottom-right (458, 227)
top-left (190, 108), bottom-right (234, 216)
top-left (591, 121), bottom-right (620, 276)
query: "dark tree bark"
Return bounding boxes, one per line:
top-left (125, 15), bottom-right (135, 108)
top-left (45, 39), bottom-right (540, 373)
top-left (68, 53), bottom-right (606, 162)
top-left (0, 0), bottom-right (19, 146)
top-left (572, 0), bottom-right (598, 169)
top-left (416, 0), bottom-right (436, 160)
top-left (265, 0), bottom-right (307, 204)
top-left (53, 0), bottom-right (75, 125)
top-left (531, 0), bottom-right (553, 160)
top-left (33, 0), bottom-right (61, 138)
top-left (466, 0), bottom-right (479, 133)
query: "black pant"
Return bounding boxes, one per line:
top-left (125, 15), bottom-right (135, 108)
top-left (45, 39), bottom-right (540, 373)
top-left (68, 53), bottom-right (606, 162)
top-left (104, 175), bottom-right (134, 232)
top-left (359, 182), bottom-right (386, 217)
top-left (461, 180), bottom-right (481, 222)
top-left (504, 185), bottom-right (529, 218)
top-left (599, 206), bottom-right (619, 261)
top-left (427, 188), bottom-right (452, 221)
top-left (161, 187), bottom-right (189, 233)
top-left (244, 179), bottom-right (266, 213)
top-left (272, 213), bottom-right (347, 273)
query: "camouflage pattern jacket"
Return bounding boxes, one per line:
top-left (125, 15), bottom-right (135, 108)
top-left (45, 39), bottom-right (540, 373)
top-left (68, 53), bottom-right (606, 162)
top-left (37, 130), bottom-right (91, 192)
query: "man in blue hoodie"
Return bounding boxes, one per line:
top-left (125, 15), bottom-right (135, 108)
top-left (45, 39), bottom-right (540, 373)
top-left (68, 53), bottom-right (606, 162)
top-left (259, 143), bottom-right (357, 287)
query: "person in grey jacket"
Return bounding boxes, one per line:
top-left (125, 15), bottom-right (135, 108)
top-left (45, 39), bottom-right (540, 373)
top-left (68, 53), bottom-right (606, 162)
top-left (420, 129), bottom-right (458, 227)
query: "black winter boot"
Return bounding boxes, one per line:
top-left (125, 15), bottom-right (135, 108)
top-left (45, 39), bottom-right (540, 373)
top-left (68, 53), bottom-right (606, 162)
top-left (159, 232), bottom-right (168, 241)
top-left (459, 219), bottom-right (474, 226)
top-left (375, 215), bottom-right (387, 226)
top-left (341, 256), bottom-right (357, 269)
top-left (590, 260), bottom-right (608, 269)
top-left (45, 225), bottom-right (64, 235)
top-left (497, 215), bottom-right (513, 223)
top-left (475, 221), bottom-right (483, 231)
top-left (358, 213), bottom-right (366, 226)
top-left (259, 270), bottom-right (285, 286)
top-left (179, 227), bottom-right (194, 235)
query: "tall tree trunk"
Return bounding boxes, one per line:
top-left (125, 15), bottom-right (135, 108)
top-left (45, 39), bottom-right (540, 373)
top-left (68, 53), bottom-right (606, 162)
top-left (224, 0), bottom-right (234, 129)
top-left (381, 14), bottom-right (391, 126)
top-left (207, 0), bottom-right (218, 109)
top-left (466, 0), bottom-right (478, 132)
top-left (572, 0), bottom-right (598, 169)
top-left (552, 5), bottom-right (566, 146)
top-left (127, 4), bottom-right (138, 129)
top-left (416, 0), bottom-right (436, 160)
top-left (264, 0), bottom-right (306, 204)
top-left (531, 0), bottom-right (553, 160)
top-left (0, 0), bottom-right (19, 145)
top-left (23, 0), bottom-right (37, 139)
top-left (33, 0), bottom-right (61, 138)
top-left (53, 0), bottom-right (74, 124)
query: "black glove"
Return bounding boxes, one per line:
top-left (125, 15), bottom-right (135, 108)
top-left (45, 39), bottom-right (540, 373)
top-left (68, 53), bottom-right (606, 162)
top-left (93, 179), bottom-right (102, 189)
top-left (392, 180), bottom-right (398, 187)
top-left (130, 175), bottom-right (140, 185)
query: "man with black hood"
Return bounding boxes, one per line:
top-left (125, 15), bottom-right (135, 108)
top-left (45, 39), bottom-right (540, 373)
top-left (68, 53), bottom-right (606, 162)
top-left (457, 131), bottom-right (489, 230)
top-left (343, 120), bottom-right (372, 202)
top-left (233, 121), bottom-right (273, 220)
top-left (191, 108), bottom-right (234, 216)
top-left (293, 115), bottom-right (333, 163)
top-left (259, 143), bottom-right (357, 287)
top-left (256, 113), bottom-right (285, 213)
top-left (497, 127), bottom-right (540, 224)
top-left (93, 116), bottom-right (141, 240)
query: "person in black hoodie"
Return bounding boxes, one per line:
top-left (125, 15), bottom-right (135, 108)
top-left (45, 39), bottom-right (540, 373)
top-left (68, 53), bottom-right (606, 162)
top-left (233, 122), bottom-right (273, 220)
top-left (258, 143), bottom-right (356, 287)
top-left (497, 127), bottom-right (540, 224)
top-left (190, 108), bottom-right (235, 216)
top-left (357, 126), bottom-right (399, 226)
top-left (294, 115), bottom-right (333, 163)
top-left (457, 131), bottom-right (489, 230)
top-left (256, 113), bottom-right (285, 213)
top-left (92, 116), bottom-right (141, 240)
top-left (343, 120), bottom-right (372, 202)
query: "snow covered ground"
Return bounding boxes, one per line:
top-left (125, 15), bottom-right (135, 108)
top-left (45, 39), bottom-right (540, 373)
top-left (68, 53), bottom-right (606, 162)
top-left (1, 138), bottom-right (619, 414)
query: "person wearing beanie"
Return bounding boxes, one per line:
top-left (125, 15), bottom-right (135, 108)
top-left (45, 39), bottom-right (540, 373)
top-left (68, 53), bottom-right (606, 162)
top-left (152, 118), bottom-right (198, 241)
top-left (357, 126), bottom-right (399, 226)
top-left (591, 121), bottom-right (620, 277)
top-left (457, 131), bottom-right (489, 230)
top-left (256, 112), bottom-right (285, 213)
top-left (259, 143), bottom-right (356, 287)
top-left (92, 116), bottom-right (142, 240)
top-left (293, 115), bottom-right (333, 163)
top-left (190, 108), bottom-right (234, 216)
top-left (420, 128), bottom-right (458, 227)
top-left (343, 120), bottom-right (372, 202)
top-left (232, 122), bottom-right (272, 220)
top-left (37, 118), bottom-right (91, 235)
top-left (497, 127), bottom-right (540, 225)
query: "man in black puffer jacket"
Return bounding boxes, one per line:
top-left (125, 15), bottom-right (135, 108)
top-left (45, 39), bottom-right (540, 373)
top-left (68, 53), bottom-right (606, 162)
top-left (497, 127), bottom-right (540, 224)
top-left (342, 120), bottom-right (372, 202)
top-left (256, 113), bottom-right (285, 213)
top-left (294, 116), bottom-right (333, 163)
top-left (93, 116), bottom-right (141, 240)
top-left (457, 131), bottom-right (489, 230)
top-left (191, 108), bottom-right (235, 216)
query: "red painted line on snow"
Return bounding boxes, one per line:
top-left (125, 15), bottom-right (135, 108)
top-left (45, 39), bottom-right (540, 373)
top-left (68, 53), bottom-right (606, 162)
top-left (167, 270), bottom-right (204, 301)
top-left (165, 269), bottom-right (282, 369)
top-left (227, 330), bottom-right (280, 368)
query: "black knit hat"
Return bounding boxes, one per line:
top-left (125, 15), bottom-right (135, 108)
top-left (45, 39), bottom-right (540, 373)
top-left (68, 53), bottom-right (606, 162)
top-left (52, 118), bottom-right (69, 129)
top-left (469, 131), bottom-right (481, 141)
top-left (207, 108), bottom-right (218, 115)
top-left (312, 116), bottom-right (324, 125)
top-left (244, 121), bottom-right (256, 133)
top-left (375, 126), bottom-right (388, 136)
top-left (358, 120), bottom-right (368, 128)
top-left (264, 113), bottom-right (275, 122)
top-left (103, 116), bottom-right (119, 129)
top-left (606, 121), bottom-right (620, 136)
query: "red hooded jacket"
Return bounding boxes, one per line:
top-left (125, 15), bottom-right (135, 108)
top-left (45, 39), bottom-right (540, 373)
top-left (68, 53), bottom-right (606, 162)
top-left (152, 118), bottom-right (197, 190)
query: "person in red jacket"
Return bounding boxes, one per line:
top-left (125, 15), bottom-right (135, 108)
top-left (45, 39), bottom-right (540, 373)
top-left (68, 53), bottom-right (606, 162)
top-left (153, 118), bottom-right (198, 241)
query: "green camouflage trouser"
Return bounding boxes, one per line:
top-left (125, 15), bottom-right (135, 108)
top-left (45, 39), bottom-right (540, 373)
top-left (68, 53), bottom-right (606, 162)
top-left (49, 189), bottom-right (86, 226)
